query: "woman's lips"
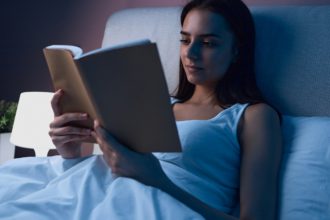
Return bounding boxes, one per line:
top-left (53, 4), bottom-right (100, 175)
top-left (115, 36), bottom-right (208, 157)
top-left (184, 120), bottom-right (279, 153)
top-left (185, 65), bottom-right (204, 73)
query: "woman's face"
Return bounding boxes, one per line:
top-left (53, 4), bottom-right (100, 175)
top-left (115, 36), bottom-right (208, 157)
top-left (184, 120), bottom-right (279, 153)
top-left (180, 9), bottom-right (237, 88)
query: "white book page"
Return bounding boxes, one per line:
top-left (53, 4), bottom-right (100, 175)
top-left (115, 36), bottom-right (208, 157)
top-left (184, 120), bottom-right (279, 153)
top-left (45, 45), bottom-right (83, 58)
top-left (46, 38), bottom-right (151, 59)
top-left (79, 38), bottom-right (151, 59)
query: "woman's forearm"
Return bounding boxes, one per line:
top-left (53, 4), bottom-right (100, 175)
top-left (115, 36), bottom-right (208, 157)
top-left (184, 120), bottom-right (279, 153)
top-left (158, 178), bottom-right (238, 220)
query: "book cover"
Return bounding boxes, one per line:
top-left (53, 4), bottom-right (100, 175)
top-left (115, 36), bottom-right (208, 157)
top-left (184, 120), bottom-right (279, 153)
top-left (43, 40), bottom-right (181, 152)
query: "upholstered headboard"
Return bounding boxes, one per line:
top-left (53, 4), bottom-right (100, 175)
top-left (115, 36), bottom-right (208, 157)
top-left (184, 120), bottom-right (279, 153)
top-left (102, 6), bottom-right (330, 117)
top-left (252, 6), bottom-right (330, 117)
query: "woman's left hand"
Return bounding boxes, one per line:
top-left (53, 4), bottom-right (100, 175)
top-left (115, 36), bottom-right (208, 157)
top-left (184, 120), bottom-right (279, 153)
top-left (91, 120), bottom-right (169, 188)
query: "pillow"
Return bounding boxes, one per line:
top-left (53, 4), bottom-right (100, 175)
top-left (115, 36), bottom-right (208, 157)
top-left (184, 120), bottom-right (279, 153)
top-left (278, 116), bottom-right (330, 220)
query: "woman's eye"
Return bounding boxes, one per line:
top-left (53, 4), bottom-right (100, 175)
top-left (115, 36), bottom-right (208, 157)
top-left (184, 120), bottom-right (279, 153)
top-left (203, 41), bottom-right (215, 47)
top-left (179, 39), bottom-right (190, 44)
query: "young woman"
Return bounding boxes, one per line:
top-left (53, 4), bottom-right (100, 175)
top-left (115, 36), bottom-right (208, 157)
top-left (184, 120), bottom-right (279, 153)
top-left (0, 0), bottom-right (282, 219)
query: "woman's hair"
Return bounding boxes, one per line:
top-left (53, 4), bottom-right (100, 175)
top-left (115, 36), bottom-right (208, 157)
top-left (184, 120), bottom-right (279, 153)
top-left (173, 0), bottom-right (265, 108)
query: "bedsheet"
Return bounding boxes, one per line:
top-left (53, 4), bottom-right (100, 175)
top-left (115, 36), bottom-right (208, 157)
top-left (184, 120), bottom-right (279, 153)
top-left (0, 155), bottom-right (203, 220)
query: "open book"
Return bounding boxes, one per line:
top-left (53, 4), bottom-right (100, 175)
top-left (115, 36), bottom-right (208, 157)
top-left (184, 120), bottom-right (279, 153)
top-left (43, 39), bottom-right (181, 152)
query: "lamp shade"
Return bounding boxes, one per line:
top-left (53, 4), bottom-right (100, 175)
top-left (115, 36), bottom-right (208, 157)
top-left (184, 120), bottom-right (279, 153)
top-left (10, 92), bottom-right (56, 156)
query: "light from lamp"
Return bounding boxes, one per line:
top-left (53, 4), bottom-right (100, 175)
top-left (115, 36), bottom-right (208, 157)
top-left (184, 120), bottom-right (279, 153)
top-left (10, 92), bottom-right (56, 156)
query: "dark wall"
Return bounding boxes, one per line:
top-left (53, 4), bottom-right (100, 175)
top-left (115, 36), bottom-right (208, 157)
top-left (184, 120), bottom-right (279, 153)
top-left (0, 1), bottom-right (80, 101)
top-left (1, 0), bottom-right (330, 101)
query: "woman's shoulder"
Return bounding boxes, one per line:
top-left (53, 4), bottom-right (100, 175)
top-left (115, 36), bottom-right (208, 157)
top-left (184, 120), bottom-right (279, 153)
top-left (239, 103), bottom-right (282, 138)
top-left (237, 102), bottom-right (282, 154)
top-left (245, 103), bottom-right (277, 116)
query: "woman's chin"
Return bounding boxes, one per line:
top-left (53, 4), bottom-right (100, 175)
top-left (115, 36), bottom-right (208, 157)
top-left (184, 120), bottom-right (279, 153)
top-left (187, 78), bottom-right (205, 86)
top-left (186, 76), bottom-right (200, 85)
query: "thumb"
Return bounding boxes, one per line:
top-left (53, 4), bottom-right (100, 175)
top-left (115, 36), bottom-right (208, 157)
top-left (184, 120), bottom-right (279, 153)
top-left (93, 120), bottom-right (108, 144)
top-left (93, 120), bottom-right (124, 152)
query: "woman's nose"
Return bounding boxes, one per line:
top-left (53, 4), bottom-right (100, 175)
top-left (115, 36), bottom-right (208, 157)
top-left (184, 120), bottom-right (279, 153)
top-left (186, 43), bottom-right (200, 60)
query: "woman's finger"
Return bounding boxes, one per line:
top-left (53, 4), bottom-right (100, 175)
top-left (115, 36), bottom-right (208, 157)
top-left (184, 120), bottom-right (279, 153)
top-left (51, 134), bottom-right (91, 145)
top-left (49, 126), bottom-right (92, 136)
top-left (50, 113), bottom-right (88, 128)
top-left (51, 89), bottom-right (63, 117)
top-left (93, 120), bottom-right (125, 153)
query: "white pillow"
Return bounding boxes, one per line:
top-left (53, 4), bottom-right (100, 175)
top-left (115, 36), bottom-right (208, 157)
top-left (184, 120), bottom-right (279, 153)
top-left (279, 116), bottom-right (330, 220)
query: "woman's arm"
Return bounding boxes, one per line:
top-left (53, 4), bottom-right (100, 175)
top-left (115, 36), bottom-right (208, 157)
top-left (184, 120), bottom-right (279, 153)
top-left (92, 102), bottom-right (282, 220)
top-left (238, 103), bottom-right (282, 220)
top-left (92, 120), bottom-right (237, 220)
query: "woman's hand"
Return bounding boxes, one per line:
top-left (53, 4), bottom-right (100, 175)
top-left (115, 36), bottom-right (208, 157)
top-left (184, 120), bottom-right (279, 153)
top-left (92, 120), bottom-right (169, 188)
top-left (49, 89), bottom-right (95, 159)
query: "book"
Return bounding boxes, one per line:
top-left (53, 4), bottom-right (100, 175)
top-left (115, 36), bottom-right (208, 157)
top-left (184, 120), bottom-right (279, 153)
top-left (43, 39), bottom-right (181, 152)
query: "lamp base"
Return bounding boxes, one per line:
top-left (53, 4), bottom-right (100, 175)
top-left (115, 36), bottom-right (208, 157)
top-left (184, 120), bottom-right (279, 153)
top-left (14, 146), bottom-right (35, 158)
top-left (0, 133), bottom-right (15, 164)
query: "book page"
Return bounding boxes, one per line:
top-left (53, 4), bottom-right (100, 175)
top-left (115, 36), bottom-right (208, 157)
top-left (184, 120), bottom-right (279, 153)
top-left (79, 39), bottom-right (151, 59)
top-left (45, 45), bottom-right (83, 58)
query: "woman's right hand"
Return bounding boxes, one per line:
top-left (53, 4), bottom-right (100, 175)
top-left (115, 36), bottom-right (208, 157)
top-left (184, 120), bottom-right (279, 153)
top-left (49, 89), bottom-right (94, 159)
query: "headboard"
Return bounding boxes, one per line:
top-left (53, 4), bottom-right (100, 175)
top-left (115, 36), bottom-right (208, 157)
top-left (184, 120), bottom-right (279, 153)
top-left (102, 6), bottom-right (330, 116)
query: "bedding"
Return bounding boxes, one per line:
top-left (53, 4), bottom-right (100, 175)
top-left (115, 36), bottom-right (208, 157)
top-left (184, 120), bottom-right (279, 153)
top-left (0, 103), bottom-right (249, 219)
top-left (278, 116), bottom-right (330, 220)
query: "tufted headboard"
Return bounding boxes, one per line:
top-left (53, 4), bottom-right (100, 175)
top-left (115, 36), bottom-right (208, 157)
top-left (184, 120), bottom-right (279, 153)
top-left (102, 6), bottom-right (330, 116)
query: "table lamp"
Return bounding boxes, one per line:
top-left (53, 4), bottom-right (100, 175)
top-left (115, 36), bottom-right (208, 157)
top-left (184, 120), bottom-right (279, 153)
top-left (10, 92), bottom-right (56, 157)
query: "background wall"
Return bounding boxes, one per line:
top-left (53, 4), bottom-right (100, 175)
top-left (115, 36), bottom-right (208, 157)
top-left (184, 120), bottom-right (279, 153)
top-left (1, 0), bottom-right (330, 101)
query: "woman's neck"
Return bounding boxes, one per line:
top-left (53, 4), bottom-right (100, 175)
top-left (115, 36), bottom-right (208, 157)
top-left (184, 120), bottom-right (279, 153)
top-left (187, 85), bottom-right (218, 106)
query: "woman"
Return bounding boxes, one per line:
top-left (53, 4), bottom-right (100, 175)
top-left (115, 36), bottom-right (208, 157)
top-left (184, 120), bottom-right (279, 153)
top-left (0, 0), bottom-right (282, 219)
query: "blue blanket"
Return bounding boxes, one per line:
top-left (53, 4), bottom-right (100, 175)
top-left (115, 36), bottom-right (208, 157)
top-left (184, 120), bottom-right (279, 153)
top-left (0, 155), bottom-right (203, 219)
top-left (0, 103), bottom-right (249, 219)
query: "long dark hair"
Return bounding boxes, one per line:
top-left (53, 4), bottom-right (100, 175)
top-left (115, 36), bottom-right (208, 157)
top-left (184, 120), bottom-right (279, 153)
top-left (173, 0), bottom-right (265, 108)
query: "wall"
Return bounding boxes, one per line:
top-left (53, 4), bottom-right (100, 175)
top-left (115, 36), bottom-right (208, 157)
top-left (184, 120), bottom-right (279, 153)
top-left (1, 0), bottom-right (330, 101)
